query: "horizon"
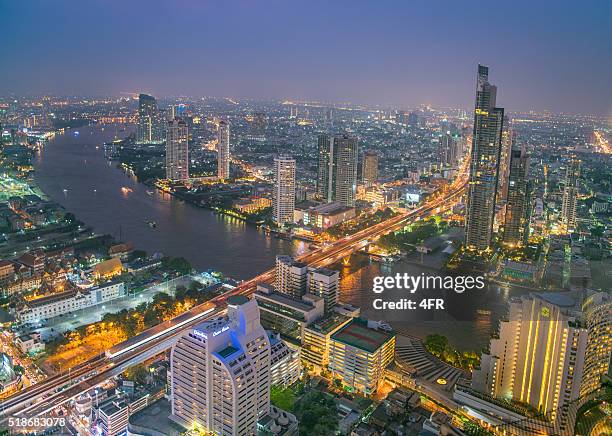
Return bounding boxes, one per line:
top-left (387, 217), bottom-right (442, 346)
top-left (1, 0), bottom-right (611, 116)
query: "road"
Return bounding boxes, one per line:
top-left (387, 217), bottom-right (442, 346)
top-left (0, 156), bottom-right (470, 423)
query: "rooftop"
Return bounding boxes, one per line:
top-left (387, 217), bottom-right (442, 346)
top-left (227, 295), bottom-right (249, 306)
top-left (217, 345), bottom-right (240, 359)
top-left (332, 318), bottom-right (395, 353)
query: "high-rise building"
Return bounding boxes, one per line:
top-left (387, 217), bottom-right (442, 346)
top-left (472, 293), bottom-right (587, 428)
top-left (561, 158), bottom-right (580, 232)
top-left (465, 65), bottom-right (505, 252)
top-left (438, 133), bottom-right (457, 168)
top-left (275, 255), bottom-right (307, 298)
top-left (137, 94), bottom-right (163, 144)
top-left (272, 156), bottom-right (296, 226)
top-left (497, 118), bottom-right (513, 203)
top-left (316, 134), bottom-right (335, 202)
top-left (217, 120), bottom-right (230, 180)
top-left (502, 146), bottom-right (530, 247)
top-left (165, 118), bottom-right (189, 181)
top-left (334, 134), bottom-right (359, 207)
top-left (362, 151), bottom-right (379, 186)
top-left (170, 296), bottom-right (271, 436)
top-left (580, 292), bottom-right (612, 397)
top-left (307, 268), bottom-right (339, 314)
top-left (250, 112), bottom-right (267, 141)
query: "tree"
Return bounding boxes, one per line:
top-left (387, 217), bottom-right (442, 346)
top-left (293, 391), bottom-right (339, 436)
top-left (270, 385), bottom-right (297, 411)
top-left (424, 334), bottom-right (449, 357)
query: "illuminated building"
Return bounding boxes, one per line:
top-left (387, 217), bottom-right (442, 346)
top-left (165, 118), bottom-right (189, 181)
top-left (307, 268), bottom-right (339, 314)
top-left (268, 332), bottom-right (301, 387)
top-left (497, 118), bottom-right (513, 203)
top-left (438, 133), bottom-right (457, 168)
top-left (465, 65), bottom-right (505, 251)
top-left (316, 134), bottom-right (334, 202)
top-left (275, 255), bottom-right (307, 298)
top-left (561, 158), bottom-right (580, 232)
top-left (170, 296), bottom-right (271, 436)
top-left (136, 94), bottom-right (164, 144)
top-left (301, 202), bottom-right (355, 229)
top-left (232, 196), bottom-right (272, 214)
top-left (272, 156), bottom-right (296, 226)
top-left (92, 257), bottom-right (123, 280)
top-left (472, 293), bottom-right (587, 430)
top-left (301, 314), bottom-right (351, 373)
top-left (580, 292), bottom-right (612, 396)
top-left (328, 318), bottom-right (395, 395)
top-left (255, 283), bottom-right (324, 345)
top-left (362, 151), bottom-right (379, 186)
top-left (316, 134), bottom-right (359, 206)
top-left (334, 134), bottom-right (359, 207)
top-left (217, 120), bottom-right (230, 180)
top-left (0, 353), bottom-right (23, 399)
top-left (502, 146), bottom-right (530, 246)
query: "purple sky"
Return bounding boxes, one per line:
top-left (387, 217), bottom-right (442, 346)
top-left (1, 0), bottom-right (611, 115)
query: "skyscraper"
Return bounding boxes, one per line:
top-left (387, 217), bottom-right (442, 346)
top-left (497, 118), bottom-right (513, 203)
top-left (438, 133), bottom-right (457, 168)
top-left (217, 120), bottom-right (230, 180)
top-left (502, 146), bottom-right (530, 247)
top-left (472, 293), bottom-right (587, 428)
top-left (272, 156), bottom-right (296, 226)
top-left (580, 292), bottom-right (612, 397)
top-left (165, 118), bottom-right (189, 181)
top-left (465, 65), bottom-right (505, 252)
top-left (316, 134), bottom-right (334, 202)
top-left (137, 93), bottom-right (163, 144)
top-left (334, 134), bottom-right (359, 207)
top-left (170, 296), bottom-right (271, 436)
top-left (561, 158), bottom-right (580, 232)
top-left (362, 151), bottom-right (379, 186)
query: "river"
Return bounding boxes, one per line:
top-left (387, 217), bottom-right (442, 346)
top-left (34, 125), bottom-right (530, 351)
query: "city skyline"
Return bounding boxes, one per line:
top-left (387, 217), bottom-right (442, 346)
top-left (1, 1), bottom-right (611, 116)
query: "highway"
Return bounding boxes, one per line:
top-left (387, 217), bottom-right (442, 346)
top-left (0, 157), bottom-right (469, 423)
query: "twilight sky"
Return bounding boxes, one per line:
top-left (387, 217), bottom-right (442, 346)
top-left (1, 0), bottom-right (611, 115)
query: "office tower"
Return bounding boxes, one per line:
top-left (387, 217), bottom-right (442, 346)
top-left (41, 96), bottom-right (51, 128)
top-left (502, 146), bottom-right (530, 246)
top-left (316, 134), bottom-right (334, 202)
top-left (580, 292), bottom-right (612, 397)
top-left (438, 133), bottom-right (457, 168)
top-left (165, 118), bottom-right (189, 181)
top-left (329, 319), bottom-right (396, 395)
top-left (334, 134), bottom-right (359, 207)
top-left (407, 112), bottom-right (419, 127)
top-left (275, 255), bottom-right (308, 298)
top-left (362, 151), bottom-right (379, 186)
top-left (561, 158), bottom-right (580, 231)
top-left (170, 296), bottom-right (271, 436)
top-left (217, 120), bottom-right (230, 180)
top-left (497, 118), bottom-right (513, 202)
top-left (137, 93), bottom-right (163, 144)
top-left (464, 65), bottom-right (505, 252)
top-left (289, 106), bottom-right (298, 118)
top-left (307, 268), bottom-right (339, 313)
top-left (472, 294), bottom-right (587, 426)
top-left (272, 156), bottom-right (296, 226)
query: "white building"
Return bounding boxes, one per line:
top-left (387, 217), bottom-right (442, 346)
top-left (272, 156), bottom-right (296, 226)
top-left (275, 255), bottom-right (307, 298)
top-left (166, 118), bottom-right (189, 181)
top-left (269, 332), bottom-right (301, 387)
top-left (17, 281), bottom-right (125, 323)
top-left (217, 120), bottom-right (230, 180)
top-left (170, 296), bottom-right (271, 436)
top-left (581, 291), bottom-right (612, 397)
